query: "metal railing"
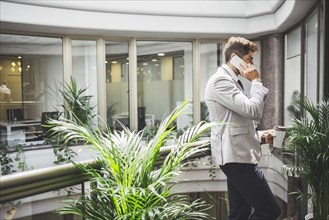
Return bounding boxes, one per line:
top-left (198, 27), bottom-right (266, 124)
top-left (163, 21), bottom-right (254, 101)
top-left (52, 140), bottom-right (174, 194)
top-left (0, 140), bottom-right (210, 203)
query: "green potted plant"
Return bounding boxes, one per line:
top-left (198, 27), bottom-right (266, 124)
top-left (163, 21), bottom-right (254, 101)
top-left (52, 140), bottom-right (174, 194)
top-left (286, 98), bottom-right (329, 219)
top-left (45, 76), bottom-right (96, 164)
top-left (61, 76), bottom-right (96, 127)
top-left (49, 100), bottom-right (214, 219)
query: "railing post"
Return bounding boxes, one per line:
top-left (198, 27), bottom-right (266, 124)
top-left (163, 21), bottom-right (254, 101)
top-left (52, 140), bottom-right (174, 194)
top-left (81, 182), bottom-right (86, 220)
top-left (287, 175), bottom-right (299, 219)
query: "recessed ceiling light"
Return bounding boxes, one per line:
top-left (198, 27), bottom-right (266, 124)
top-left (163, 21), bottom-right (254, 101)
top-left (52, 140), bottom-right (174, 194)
top-left (158, 53), bottom-right (165, 56)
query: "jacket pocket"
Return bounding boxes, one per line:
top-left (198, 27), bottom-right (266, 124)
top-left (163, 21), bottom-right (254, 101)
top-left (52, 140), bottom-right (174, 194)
top-left (230, 126), bottom-right (251, 158)
top-left (230, 127), bottom-right (249, 136)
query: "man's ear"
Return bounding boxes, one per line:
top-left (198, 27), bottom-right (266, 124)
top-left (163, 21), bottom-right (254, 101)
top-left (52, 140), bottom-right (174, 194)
top-left (230, 53), bottom-right (236, 60)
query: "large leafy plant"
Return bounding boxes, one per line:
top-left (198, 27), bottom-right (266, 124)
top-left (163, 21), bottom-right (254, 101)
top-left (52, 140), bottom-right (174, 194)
top-left (50, 100), bottom-right (214, 220)
top-left (286, 98), bottom-right (329, 219)
top-left (287, 90), bottom-right (302, 120)
top-left (47, 76), bottom-right (95, 164)
top-left (61, 76), bottom-right (95, 126)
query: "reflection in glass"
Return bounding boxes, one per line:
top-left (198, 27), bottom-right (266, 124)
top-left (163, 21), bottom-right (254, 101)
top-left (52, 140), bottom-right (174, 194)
top-left (0, 34), bottom-right (63, 146)
top-left (305, 11), bottom-right (318, 104)
top-left (105, 41), bottom-right (129, 130)
top-left (284, 27), bottom-right (302, 126)
top-left (200, 43), bottom-right (222, 122)
top-left (319, 2), bottom-right (325, 100)
top-left (287, 26), bottom-right (301, 59)
top-left (137, 41), bottom-right (193, 131)
top-left (72, 40), bottom-right (98, 125)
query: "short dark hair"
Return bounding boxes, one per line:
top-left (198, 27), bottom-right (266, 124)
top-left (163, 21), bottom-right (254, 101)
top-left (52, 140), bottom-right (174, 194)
top-left (224, 37), bottom-right (258, 63)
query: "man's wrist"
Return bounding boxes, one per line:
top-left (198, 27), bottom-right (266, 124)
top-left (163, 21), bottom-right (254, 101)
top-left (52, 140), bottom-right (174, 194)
top-left (252, 78), bottom-right (262, 83)
top-left (260, 134), bottom-right (266, 144)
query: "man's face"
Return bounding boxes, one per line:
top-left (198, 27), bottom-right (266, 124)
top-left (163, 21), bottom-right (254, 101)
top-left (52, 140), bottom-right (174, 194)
top-left (242, 51), bottom-right (254, 65)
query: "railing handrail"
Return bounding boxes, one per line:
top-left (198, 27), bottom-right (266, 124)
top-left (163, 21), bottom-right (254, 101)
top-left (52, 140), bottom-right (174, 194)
top-left (0, 139), bottom-right (210, 203)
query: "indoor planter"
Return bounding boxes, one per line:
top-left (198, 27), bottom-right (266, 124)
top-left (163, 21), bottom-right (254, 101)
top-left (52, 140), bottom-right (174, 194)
top-left (49, 100), bottom-right (214, 220)
top-left (60, 76), bottom-right (95, 127)
top-left (45, 76), bottom-right (96, 164)
top-left (286, 98), bottom-right (329, 220)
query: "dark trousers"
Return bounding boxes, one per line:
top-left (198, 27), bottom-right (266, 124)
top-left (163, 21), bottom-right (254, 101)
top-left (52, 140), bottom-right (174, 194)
top-left (220, 163), bottom-right (281, 220)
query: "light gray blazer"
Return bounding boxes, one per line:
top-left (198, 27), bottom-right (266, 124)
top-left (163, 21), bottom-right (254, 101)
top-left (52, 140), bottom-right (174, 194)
top-left (205, 64), bottom-right (269, 166)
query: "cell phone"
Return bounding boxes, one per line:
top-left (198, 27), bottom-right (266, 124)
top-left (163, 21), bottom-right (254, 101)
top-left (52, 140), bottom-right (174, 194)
top-left (230, 55), bottom-right (247, 71)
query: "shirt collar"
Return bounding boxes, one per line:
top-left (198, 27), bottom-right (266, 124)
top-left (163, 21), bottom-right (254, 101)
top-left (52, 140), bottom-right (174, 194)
top-left (221, 64), bottom-right (239, 81)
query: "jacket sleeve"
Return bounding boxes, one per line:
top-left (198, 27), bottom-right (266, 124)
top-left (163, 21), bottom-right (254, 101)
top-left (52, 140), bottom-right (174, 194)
top-left (211, 75), bottom-right (269, 121)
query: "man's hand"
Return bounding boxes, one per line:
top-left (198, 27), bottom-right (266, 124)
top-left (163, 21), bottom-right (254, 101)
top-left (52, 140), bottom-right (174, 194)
top-left (261, 129), bottom-right (275, 145)
top-left (239, 62), bottom-right (260, 81)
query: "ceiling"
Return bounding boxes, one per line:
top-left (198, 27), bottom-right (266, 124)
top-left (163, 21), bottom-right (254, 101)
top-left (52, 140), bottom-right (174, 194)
top-left (0, 0), bottom-right (317, 39)
top-left (2, 0), bottom-right (286, 18)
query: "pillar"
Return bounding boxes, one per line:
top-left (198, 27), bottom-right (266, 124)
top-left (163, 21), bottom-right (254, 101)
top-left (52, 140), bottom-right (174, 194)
top-left (260, 34), bottom-right (284, 130)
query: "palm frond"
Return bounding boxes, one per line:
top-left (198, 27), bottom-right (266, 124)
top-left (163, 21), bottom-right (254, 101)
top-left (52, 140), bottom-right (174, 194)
top-left (286, 97), bottom-right (329, 219)
top-left (52, 99), bottom-right (213, 219)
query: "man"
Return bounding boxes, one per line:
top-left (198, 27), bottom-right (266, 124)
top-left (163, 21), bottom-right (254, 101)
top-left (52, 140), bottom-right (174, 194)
top-left (205, 37), bottom-right (281, 220)
top-left (0, 81), bottom-right (12, 102)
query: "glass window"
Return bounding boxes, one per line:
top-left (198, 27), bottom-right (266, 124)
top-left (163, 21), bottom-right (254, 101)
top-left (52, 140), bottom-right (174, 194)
top-left (287, 26), bottom-right (302, 59)
top-left (200, 43), bottom-right (222, 122)
top-left (284, 27), bottom-right (302, 125)
top-left (136, 41), bottom-right (193, 131)
top-left (319, 2), bottom-right (325, 100)
top-left (72, 40), bottom-right (98, 124)
top-left (304, 11), bottom-right (319, 104)
top-left (105, 41), bottom-right (129, 130)
top-left (0, 34), bottom-right (63, 147)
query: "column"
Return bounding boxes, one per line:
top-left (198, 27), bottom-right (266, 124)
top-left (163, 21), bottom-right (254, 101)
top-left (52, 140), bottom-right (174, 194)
top-left (260, 34), bottom-right (284, 129)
